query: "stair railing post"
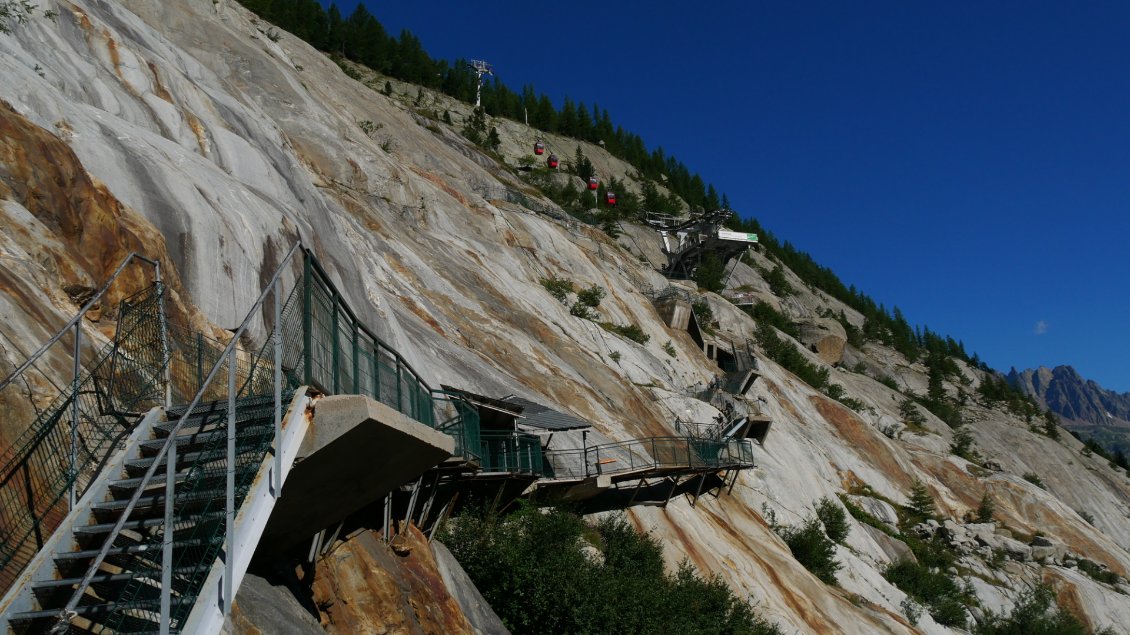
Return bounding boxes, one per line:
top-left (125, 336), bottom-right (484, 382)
top-left (582, 431), bottom-right (589, 478)
top-left (395, 356), bottom-right (403, 413)
top-left (331, 291), bottom-right (341, 393)
top-left (70, 322), bottom-right (81, 510)
top-left (160, 440), bottom-right (175, 635)
top-left (156, 262), bottom-right (171, 410)
top-left (224, 346), bottom-right (236, 616)
top-left (273, 277), bottom-right (283, 497)
top-left (351, 321), bottom-right (359, 394)
top-left (302, 255), bottom-right (313, 386)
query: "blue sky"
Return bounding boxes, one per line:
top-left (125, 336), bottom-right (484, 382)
top-left (319, 1), bottom-right (1130, 392)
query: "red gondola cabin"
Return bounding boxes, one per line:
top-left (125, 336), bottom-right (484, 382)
top-left (605, 191), bottom-right (617, 206)
top-left (587, 176), bottom-right (599, 190)
top-left (534, 140), bottom-right (545, 155)
top-left (547, 154), bottom-right (559, 169)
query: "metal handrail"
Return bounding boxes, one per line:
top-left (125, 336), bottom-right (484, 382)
top-left (0, 253), bottom-right (160, 534)
top-left (54, 242), bottom-right (300, 633)
top-left (0, 253), bottom-right (160, 395)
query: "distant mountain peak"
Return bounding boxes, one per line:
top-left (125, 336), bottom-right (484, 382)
top-left (1009, 365), bottom-right (1130, 430)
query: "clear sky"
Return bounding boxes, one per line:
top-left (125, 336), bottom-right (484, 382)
top-left (319, 1), bottom-right (1130, 392)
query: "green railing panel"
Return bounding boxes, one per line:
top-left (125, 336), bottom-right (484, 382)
top-left (0, 285), bottom-right (169, 595)
top-left (479, 431), bottom-right (543, 475)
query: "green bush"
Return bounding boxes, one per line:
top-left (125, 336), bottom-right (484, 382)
top-left (600, 322), bottom-right (650, 345)
top-left (760, 264), bottom-right (794, 297)
top-left (950, 427), bottom-right (982, 463)
top-left (974, 583), bottom-right (1096, 635)
top-left (440, 506), bottom-right (782, 635)
top-left (898, 398), bottom-right (926, 426)
top-left (976, 493), bottom-right (995, 523)
top-left (691, 300), bottom-right (714, 333)
top-left (570, 285), bottom-right (605, 320)
top-left (815, 497), bottom-right (850, 544)
top-left (663, 340), bottom-right (677, 357)
top-left (539, 276), bottom-right (574, 304)
top-left (1077, 559), bottom-right (1121, 585)
top-left (694, 253), bottom-right (726, 293)
top-left (754, 322), bottom-right (830, 391)
top-left (776, 516), bottom-right (841, 585)
top-left (1023, 472), bottom-right (1046, 489)
top-left (745, 301), bottom-right (798, 339)
top-left (884, 560), bottom-right (970, 628)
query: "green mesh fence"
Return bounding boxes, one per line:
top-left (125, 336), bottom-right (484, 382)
top-left (300, 254), bottom-right (473, 446)
top-left (0, 285), bottom-right (169, 596)
top-left (3, 250), bottom-right (483, 631)
top-left (478, 431), bottom-right (542, 475)
top-left (543, 436), bottom-right (756, 481)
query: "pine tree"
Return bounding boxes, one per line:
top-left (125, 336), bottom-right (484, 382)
top-left (907, 480), bottom-right (935, 520)
top-left (976, 493), bottom-right (995, 523)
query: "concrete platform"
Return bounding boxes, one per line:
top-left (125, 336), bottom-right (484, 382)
top-left (259, 395), bottom-right (454, 552)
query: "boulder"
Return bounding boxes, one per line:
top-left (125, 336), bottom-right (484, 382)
top-left (850, 495), bottom-right (900, 531)
top-left (1030, 545), bottom-right (1065, 564)
top-left (861, 524), bottom-right (917, 564)
top-left (999, 537), bottom-right (1033, 561)
top-left (796, 317), bottom-right (847, 365)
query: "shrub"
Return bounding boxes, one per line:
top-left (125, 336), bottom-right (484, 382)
top-left (974, 583), bottom-right (1093, 635)
top-left (608, 351), bottom-right (621, 363)
top-left (539, 276), bottom-right (574, 304)
top-left (754, 322), bottom-right (830, 391)
top-left (950, 426), bottom-right (982, 463)
top-left (976, 493), bottom-right (995, 523)
top-left (691, 300), bottom-right (714, 333)
top-left (693, 253), bottom-right (726, 293)
top-left (814, 497), bottom-right (850, 544)
top-left (1023, 472), bottom-right (1046, 489)
top-left (775, 517), bottom-right (841, 585)
top-left (600, 322), bottom-right (650, 345)
top-left (884, 560), bottom-right (969, 628)
top-left (761, 264), bottom-right (794, 297)
top-left (440, 506), bottom-right (782, 635)
top-left (569, 285), bottom-right (605, 320)
top-left (663, 340), bottom-right (676, 357)
top-left (1077, 559), bottom-right (1121, 585)
top-left (576, 285), bottom-right (605, 309)
top-left (899, 398), bottom-right (926, 427)
top-left (745, 301), bottom-right (798, 339)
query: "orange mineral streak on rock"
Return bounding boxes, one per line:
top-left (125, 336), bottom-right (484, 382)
top-left (811, 395), bottom-right (915, 491)
top-left (146, 61), bottom-right (174, 103)
top-left (409, 167), bottom-right (470, 208)
top-left (311, 524), bottom-right (475, 635)
top-left (0, 102), bottom-right (207, 333)
top-left (990, 478), bottom-right (1129, 577)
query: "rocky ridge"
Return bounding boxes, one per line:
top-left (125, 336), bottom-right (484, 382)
top-left (0, 1), bottom-right (1128, 633)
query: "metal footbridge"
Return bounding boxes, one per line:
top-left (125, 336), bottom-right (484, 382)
top-left (0, 246), bottom-right (758, 634)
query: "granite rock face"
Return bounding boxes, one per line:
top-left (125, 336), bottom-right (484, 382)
top-left (2, 1), bottom-right (1130, 633)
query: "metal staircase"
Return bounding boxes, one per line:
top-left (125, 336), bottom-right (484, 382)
top-left (7, 394), bottom-right (287, 633)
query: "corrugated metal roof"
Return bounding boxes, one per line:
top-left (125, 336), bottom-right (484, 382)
top-left (499, 396), bottom-right (592, 431)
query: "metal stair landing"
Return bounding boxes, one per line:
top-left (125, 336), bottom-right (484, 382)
top-left (7, 396), bottom-right (283, 634)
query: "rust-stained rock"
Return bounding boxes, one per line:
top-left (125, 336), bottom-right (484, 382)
top-left (797, 317), bottom-right (847, 365)
top-left (311, 525), bottom-right (476, 635)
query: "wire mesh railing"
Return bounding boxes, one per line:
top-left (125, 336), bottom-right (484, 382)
top-left (300, 253), bottom-right (483, 452)
top-left (543, 436), bottom-right (755, 481)
top-left (478, 431), bottom-right (542, 475)
top-left (0, 283), bottom-right (167, 596)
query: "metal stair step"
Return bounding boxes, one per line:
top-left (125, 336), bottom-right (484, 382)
top-left (139, 421), bottom-right (273, 457)
top-left (30, 566), bottom-right (197, 607)
top-left (73, 510), bottom-right (227, 546)
top-left (9, 595), bottom-right (195, 634)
